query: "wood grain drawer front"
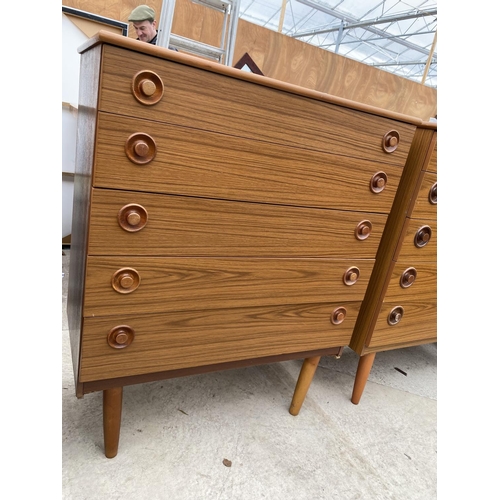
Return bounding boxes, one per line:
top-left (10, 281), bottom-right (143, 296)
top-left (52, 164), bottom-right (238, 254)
top-left (383, 262), bottom-right (436, 304)
top-left (410, 172), bottom-right (437, 221)
top-left (93, 112), bottom-right (402, 213)
top-left (428, 142), bottom-right (437, 173)
top-left (366, 300), bottom-right (436, 350)
top-left (87, 188), bottom-right (387, 258)
top-left (98, 45), bottom-right (415, 167)
top-left (83, 257), bottom-right (375, 317)
top-left (79, 302), bottom-right (359, 381)
top-left (397, 218), bottom-right (437, 263)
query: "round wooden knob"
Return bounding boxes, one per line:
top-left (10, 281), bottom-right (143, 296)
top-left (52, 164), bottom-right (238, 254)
top-left (400, 267), bottom-right (417, 288)
top-left (355, 220), bottom-right (372, 240)
top-left (132, 70), bottom-right (164, 105)
top-left (388, 306), bottom-right (404, 325)
top-left (112, 268), bottom-right (141, 294)
top-left (115, 332), bottom-right (129, 344)
top-left (414, 225), bottom-right (432, 248)
top-left (382, 130), bottom-right (400, 153)
top-left (107, 325), bottom-right (135, 349)
top-left (127, 212), bottom-right (141, 226)
top-left (140, 79), bottom-right (156, 96)
top-left (331, 307), bottom-right (347, 325)
top-left (120, 275), bottom-right (134, 288)
top-left (429, 182), bottom-right (437, 205)
top-left (125, 133), bottom-right (156, 165)
top-left (370, 171), bottom-right (388, 193)
top-left (343, 266), bottom-right (360, 286)
top-left (117, 204), bottom-right (148, 232)
top-left (134, 140), bottom-right (150, 157)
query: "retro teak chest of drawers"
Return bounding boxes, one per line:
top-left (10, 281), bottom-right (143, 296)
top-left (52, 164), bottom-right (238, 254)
top-left (67, 31), bottom-right (422, 457)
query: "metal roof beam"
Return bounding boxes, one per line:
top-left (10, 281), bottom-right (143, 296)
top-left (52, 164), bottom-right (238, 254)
top-left (294, 0), bottom-right (436, 56)
top-left (292, 8), bottom-right (437, 38)
top-left (371, 60), bottom-right (437, 67)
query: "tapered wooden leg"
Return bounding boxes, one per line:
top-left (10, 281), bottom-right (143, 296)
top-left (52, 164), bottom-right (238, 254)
top-left (351, 352), bottom-right (376, 405)
top-left (289, 356), bottom-right (321, 416)
top-left (103, 387), bottom-right (123, 458)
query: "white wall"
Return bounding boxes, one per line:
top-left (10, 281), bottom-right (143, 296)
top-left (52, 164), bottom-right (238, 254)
top-left (61, 13), bottom-right (88, 238)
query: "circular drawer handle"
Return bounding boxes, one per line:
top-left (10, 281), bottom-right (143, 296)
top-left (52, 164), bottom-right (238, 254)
top-left (108, 325), bottom-right (135, 349)
top-left (118, 204), bottom-right (148, 232)
top-left (355, 220), bottom-right (372, 240)
top-left (387, 306), bottom-right (404, 326)
top-left (125, 133), bottom-right (157, 165)
top-left (429, 182), bottom-right (437, 205)
top-left (343, 266), bottom-right (360, 286)
top-left (382, 130), bottom-right (400, 153)
top-left (331, 307), bottom-right (347, 325)
top-left (414, 225), bottom-right (432, 248)
top-left (370, 171), bottom-right (388, 194)
top-left (400, 267), bottom-right (417, 288)
top-left (132, 70), bottom-right (164, 105)
top-left (112, 267), bottom-right (141, 294)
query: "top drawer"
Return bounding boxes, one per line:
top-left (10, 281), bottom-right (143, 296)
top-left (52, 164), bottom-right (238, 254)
top-left (98, 45), bottom-right (416, 167)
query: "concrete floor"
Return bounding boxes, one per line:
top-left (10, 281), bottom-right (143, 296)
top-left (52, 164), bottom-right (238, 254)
top-left (62, 248), bottom-right (437, 499)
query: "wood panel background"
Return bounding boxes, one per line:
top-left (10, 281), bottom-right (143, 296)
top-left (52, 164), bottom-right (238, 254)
top-left (63, 0), bottom-right (436, 120)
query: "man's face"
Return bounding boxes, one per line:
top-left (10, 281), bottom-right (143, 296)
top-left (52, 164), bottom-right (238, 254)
top-left (133, 20), bottom-right (157, 42)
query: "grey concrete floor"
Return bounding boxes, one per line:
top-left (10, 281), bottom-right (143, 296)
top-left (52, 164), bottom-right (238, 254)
top-left (62, 248), bottom-right (437, 499)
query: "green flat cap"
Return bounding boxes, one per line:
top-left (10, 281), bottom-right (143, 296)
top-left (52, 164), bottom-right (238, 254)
top-left (128, 5), bottom-right (156, 22)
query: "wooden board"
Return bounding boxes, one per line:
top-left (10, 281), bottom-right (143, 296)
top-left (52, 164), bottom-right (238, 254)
top-left (83, 257), bottom-right (375, 317)
top-left (94, 111), bottom-right (404, 212)
top-left (87, 188), bottom-right (388, 258)
top-left (98, 45), bottom-right (416, 167)
top-left (79, 302), bottom-right (360, 381)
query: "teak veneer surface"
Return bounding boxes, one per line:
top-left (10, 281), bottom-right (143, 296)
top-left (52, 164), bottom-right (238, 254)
top-left (410, 172), bottom-right (437, 221)
top-left (348, 127), bottom-right (437, 355)
top-left (396, 219), bottom-right (437, 263)
top-left (87, 188), bottom-right (387, 258)
top-left (383, 262), bottom-right (436, 303)
top-left (83, 257), bottom-right (374, 317)
top-left (428, 142), bottom-right (437, 173)
top-left (98, 45), bottom-right (417, 166)
top-left (363, 299), bottom-right (437, 351)
top-left (79, 302), bottom-right (359, 381)
top-left (94, 112), bottom-right (403, 213)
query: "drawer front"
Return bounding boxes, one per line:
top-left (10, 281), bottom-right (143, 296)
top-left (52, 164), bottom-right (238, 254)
top-left (93, 112), bottom-right (402, 213)
top-left (383, 262), bottom-right (436, 304)
top-left (79, 302), bottom-right (359, 381)
top-left (365, 299), bottom-right (436, 349)
top-left (87, 188), bottom-right (387, 258)
top-left (411, 172), bottom-right (437, 221)
top-left (83, 257), bottom-right (375, 317)
top-left (98, 45), bottom-right (416, 167)
top-left (428, 142), bottom-right (437, 173)
top-left (397, 218), bottom-right (437, 263)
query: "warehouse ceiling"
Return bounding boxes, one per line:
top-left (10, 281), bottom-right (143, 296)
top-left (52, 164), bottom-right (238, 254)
top-left (237, 0), bottom-right (437, 88)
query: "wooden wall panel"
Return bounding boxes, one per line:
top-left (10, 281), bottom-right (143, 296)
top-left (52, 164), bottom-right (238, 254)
top-left (63, 0), bottom-right (436, 120)
top-left (232, 19), bottom-right (436, 120)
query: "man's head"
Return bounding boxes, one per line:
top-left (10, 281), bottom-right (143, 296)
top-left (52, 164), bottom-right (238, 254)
top-left (128, 5), bottom-right (157, 43)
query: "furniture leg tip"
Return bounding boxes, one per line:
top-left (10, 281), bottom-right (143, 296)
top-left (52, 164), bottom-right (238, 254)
top-left (105, 449), bottom-right (119, 459)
